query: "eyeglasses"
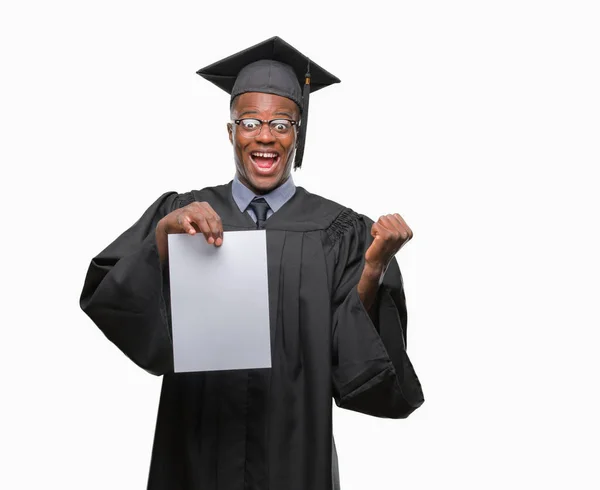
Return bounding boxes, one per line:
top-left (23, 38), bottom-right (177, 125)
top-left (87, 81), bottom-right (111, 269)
top-left (232, 118), bottom-right (298, 138)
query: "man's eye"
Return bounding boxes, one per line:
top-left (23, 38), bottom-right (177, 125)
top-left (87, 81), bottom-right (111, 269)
top-left (272, 121), bottom-right (290, 132)
top-left (242, 120), bottom-right (260, 129)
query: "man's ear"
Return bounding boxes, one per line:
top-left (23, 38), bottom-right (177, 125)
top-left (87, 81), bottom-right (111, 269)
top-left (227, 122), bottom-right (233, 144)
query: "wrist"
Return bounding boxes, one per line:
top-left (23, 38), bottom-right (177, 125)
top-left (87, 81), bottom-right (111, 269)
top-left (363, 260), bottom-right (386, 281)
top-left (358, 262), bottom-right (384, 311)
top-left (155, 219), bottom-right (168, 262)
top-left (156, 217), bottom-right (166, 235)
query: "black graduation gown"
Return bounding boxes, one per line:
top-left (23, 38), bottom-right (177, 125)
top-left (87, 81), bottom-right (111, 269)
top-left (80, 182), bottom-right (424, 490)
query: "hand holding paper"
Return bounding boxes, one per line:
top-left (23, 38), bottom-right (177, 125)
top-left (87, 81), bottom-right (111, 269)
top-left (156, 201), bottom-right (224, 262)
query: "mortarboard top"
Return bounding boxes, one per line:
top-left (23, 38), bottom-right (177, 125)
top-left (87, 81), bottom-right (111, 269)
top-left (196, 36), bottom-right (340, 168)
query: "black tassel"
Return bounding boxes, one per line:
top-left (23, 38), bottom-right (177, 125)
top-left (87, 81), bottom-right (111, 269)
top-left (294, 60), bottom-right (311, 169)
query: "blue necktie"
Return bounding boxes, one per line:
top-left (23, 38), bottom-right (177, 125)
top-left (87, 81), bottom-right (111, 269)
top-left (249, 198), bottom-right (270, 229)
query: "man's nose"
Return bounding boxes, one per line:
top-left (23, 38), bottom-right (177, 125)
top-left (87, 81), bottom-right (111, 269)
top-left (255, 123), bottom-right (276, 143)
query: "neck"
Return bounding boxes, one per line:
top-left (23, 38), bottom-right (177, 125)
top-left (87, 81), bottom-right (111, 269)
top-left (237, 173), bottom-right (289, 196)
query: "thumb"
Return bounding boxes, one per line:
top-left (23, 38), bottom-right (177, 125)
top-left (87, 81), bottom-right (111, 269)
top-left (371, 221), bottom-right (382, 239)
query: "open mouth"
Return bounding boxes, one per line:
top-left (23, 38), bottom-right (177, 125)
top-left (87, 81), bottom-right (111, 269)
top-left (250, 151), bottom-right (281, 172)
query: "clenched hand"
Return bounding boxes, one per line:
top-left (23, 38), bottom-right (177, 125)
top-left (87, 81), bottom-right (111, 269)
top-left (359, 213), bottom-right (413, 310)
top-left (365, 214), bottom-right (413, 270)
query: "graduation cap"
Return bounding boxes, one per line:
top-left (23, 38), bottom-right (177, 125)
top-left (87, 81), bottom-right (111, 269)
top-left (197, 36), bottom-right (340, 168)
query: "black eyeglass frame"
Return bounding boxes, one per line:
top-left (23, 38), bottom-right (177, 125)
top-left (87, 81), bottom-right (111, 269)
top-left (232, 118), bottom-right (299, 137)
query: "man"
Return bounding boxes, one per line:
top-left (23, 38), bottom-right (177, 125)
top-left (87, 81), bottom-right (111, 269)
top-left (80, 36), bottom-right (424, 490)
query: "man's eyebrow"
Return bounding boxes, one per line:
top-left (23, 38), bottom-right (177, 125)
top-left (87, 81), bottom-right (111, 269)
top-left (237, 110), bottom-right (259, 118)
top-left (274, 111), bottom-right (296, 119)
top-left (236, 110), bottom-right (297, 119)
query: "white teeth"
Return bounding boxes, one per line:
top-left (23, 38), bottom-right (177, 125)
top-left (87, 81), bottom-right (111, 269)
top-left (252, 152), bottom-right (278, 158)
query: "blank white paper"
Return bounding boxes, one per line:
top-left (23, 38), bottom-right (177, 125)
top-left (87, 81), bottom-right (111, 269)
top-left (168, 231), bottom-right (271, 373)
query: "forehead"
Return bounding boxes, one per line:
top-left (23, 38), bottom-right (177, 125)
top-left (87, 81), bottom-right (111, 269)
top-left (232, 92), bottom-right (299, 116)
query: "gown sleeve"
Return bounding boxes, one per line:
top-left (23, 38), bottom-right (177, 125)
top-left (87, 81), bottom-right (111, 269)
top-left (79, 192), bottom-right (181, 376)
top-left (328, 210), bottom-right (425, 418)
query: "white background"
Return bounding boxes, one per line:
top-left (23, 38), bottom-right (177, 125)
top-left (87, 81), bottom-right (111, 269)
top-left (1, 1), bottom-right (599, 489)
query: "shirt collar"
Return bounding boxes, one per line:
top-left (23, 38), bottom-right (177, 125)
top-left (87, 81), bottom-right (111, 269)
top-left (232, 174), bottom-right (296, 213)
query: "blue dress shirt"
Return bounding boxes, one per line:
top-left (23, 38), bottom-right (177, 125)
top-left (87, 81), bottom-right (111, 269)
top-left (231, 174), bottom-right (297, 223)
